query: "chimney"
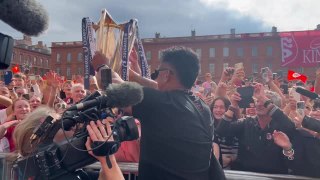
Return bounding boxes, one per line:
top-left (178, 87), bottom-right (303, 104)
top-left (272, 26), bottom-right (277, 33)
top-left (230, 28), bottom-right (236, 35)
top-left (191, 29), bottom-right (196, 37)
top-left (22, 35), bottom-right (32, 46)
top-left (155, 32), bottom-right (160, 38)
top-left (38, 41), bottom-right (43, 48)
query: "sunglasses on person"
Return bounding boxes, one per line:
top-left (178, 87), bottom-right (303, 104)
top-left (151, 68), bottom-right (173, 80)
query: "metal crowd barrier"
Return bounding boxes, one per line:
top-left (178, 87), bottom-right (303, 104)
top-left (0, 152), bottom-right (317, 180)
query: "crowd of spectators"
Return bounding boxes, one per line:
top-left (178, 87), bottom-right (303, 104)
top-left (0, 46), bottom-right (319, 179)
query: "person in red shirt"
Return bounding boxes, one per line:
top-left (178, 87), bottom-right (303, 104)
top-left (5, 98), bottom-right (31, 151)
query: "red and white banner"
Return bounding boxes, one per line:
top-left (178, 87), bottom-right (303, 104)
top-left (280, 30), bottom-right (320, 67)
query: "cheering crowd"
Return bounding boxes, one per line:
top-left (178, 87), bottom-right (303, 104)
top-left (0, 46), bottom-right (319, 179)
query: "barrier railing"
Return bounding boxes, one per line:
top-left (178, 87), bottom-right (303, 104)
top-left (0, 153), bottom-right (316, 180)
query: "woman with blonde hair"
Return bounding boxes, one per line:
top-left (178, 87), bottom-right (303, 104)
top-left (8, 106), bottom-right (124, 180)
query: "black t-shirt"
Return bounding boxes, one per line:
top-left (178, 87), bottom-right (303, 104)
top-left (132, 87), bottom-right (214, 180)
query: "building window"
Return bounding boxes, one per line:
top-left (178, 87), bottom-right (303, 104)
top-left (78, 67), bottom-right (83, 75)
top-left (39, 58), bottom-right (43, 66)
top-left (267, 46), bottom-right (273, 56)
top-left (237, 47), bottom-right (244, 57)
top-left (252, 64), bottom-right (258, 73)
top-left (67, 53), bottom-right (72, 63)
top-left (223, 47), bottom-right (229, 57)
top-left (146, 51), bottom-right (151, 60)
top-left (33, 57), bottom-right (37, 66)
top-left (20, 54), bottom-right (22, 64)
top-left (209, 48), bottom-right (215, 58)
top-left (195, 49), bottom-right (202, 59)
top-left (56, 53), bottom-right (61, 63)
top-left (56, 67), bottom-right (61, 75)
top-left (209, 63), bottom-right (215, 75)
top-left (223, 63), bottom-right (229, 70)
top-left (252, 47), bottom-right (258, 56)
top-left (12, 52), bottom-right (15, 61)
top-left (45, 59), bottom-right (49, 67)
top-left (298, 67), bottom-right (304, 73)
top-left (67, 67), bottom-right (71, 77)
top-left (199, 64), bottom-right (202, 74)
top-left (158, 51), bottom-right (163, 60)
top-left (77, 53), bottom-right (83, 62)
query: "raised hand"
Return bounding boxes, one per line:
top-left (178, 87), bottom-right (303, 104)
top-left (272, 130), bottom-right (292, 150)
top-left (230, 91), bottom-right (241, 107)
top-left (220, 67), bottom-right (234, 82)
top-left (253, 83), bottom-right (267, 100)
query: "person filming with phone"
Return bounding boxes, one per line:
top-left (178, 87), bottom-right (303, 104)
top-left (216, 83), bottom-right (296, 174)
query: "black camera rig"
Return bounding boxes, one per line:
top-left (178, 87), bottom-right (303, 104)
top-left (14, 91), bottom-right (139, 180)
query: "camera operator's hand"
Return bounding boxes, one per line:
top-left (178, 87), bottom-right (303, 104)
top-left (86, 120), bottom-right (113, 162)
top-left (86, 119), bottom-right (124, 180)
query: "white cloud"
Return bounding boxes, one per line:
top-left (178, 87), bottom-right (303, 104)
top-left (200, 0), bottom-right (320, 31)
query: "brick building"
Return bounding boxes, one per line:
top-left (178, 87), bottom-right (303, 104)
top-left (51, 41), bottom-right (84, 80)
top-left (51, 26), bottom-right (320, 82)
top-left (144, 28), bottom-right (319, 83)
top-left (3, 35), bottom-right (51, 78)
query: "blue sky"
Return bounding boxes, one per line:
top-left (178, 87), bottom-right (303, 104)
top-left (1, 0), bottom-right (319, 46)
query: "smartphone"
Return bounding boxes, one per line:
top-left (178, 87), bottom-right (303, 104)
top-left (235, 63), bottom-right (244, 70)
top-left (296, 82), bottom-right (304, 86)
top-left (277, 70), bottom-right (284, 80)
top-left (22, 94), bottom-right (30, 100)
top-left (29, 75), bottom-right (36, 81)
top-left (261, 67), bottom-right (270, 83)
top-left (280, 83), bottom-right (289, 94)
top-left (289, 88), bottom-right (301, 102)
top-left (272, 73), bottom-right (277, 80)
top-left (296, 101), bottom-right (305, 117)
top-left (4, 71), bottom-right (12, 85)
top-left (226, 68), bottom-right (235, 76)
top-left (100, 69), bottom-right (112, 90)
top-left (237, 86), bottom-right (254, 108)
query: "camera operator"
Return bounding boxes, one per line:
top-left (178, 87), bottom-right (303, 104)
top-left (7, 106), bottom-right (124, 180)
top-left (93, 46), bottom-right (224, 180)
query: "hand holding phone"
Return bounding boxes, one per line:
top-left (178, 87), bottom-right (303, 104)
top-left (237, 86), bottom-right (254, 108)
top-left (296, 101), bottom-right (305, 119)
top-left (280, 83), bottom-right (289, 94)
top-left (272, 73), bottom-right (277, 80)
top-left (261, 67), bottom-right (270, 83)
top-left (289, 87), bottom-right (301, 102)
top-left (235, 63), bottom-right (244, 70)
top-left (29, 75), bottom-right (36, 81)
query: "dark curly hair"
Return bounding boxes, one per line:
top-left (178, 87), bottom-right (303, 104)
top-left (161, 46), bottom-right (199, 89)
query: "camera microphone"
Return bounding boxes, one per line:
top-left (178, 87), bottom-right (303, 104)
top-left (0, 0), bottom-right (49, 36)
top-left (295, 87), bottom-right (319, 100)
top-left (69, 82), bottom-right (144, 111)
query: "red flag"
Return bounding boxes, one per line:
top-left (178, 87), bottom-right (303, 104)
top-left (287, 70), bottom-right (307, 83)
top-left (11, 65), bottom-right (20, 74)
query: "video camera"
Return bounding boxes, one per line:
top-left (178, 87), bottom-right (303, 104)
top-left (13, 83), bottom-right (142, 180)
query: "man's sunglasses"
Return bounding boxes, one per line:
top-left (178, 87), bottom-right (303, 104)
top-left (151, 68), bottom-right (172, 80)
